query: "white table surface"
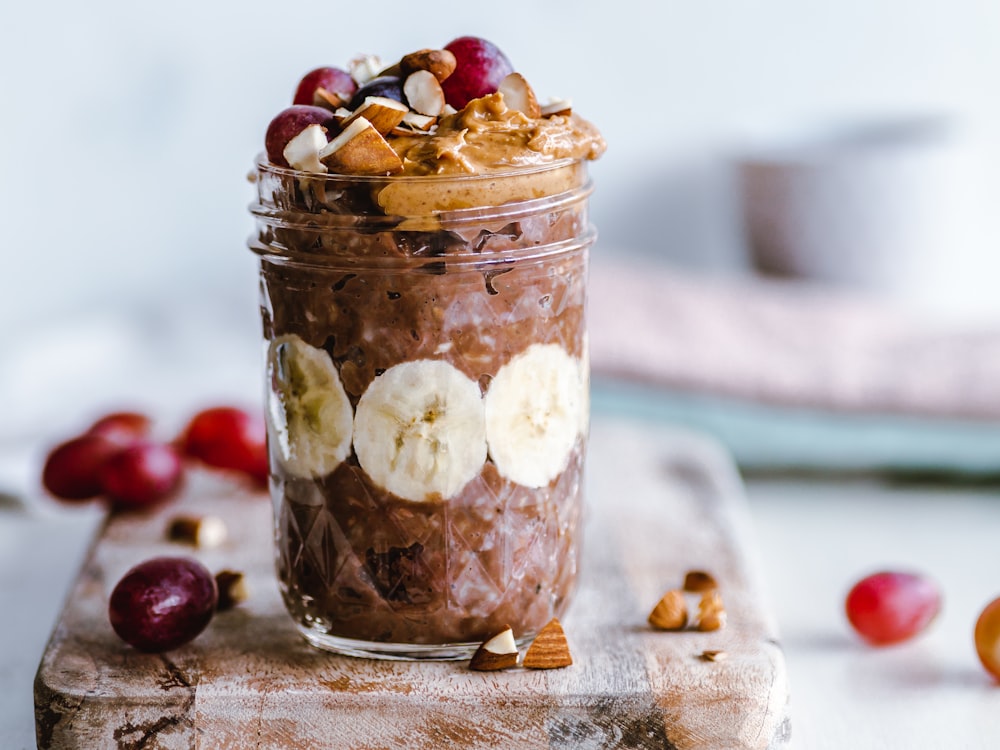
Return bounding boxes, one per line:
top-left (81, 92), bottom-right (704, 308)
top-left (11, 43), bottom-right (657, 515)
top-left (4, 417), bottom-right (1000, 749)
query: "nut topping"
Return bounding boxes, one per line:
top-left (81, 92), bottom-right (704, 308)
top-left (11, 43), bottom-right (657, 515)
top-left (400, 48), bottom-right (458, 83)
top-left (313, 87), bottom-right (347, 111)
top-left (319, 117), bottom-right (403, 175)
top-left (498, 73), bottom-right (541, 118)
top-left (342, 96), bottom-right (409, 136)
top-left (282, 123), bottom-right (329, 174)
top-left (403, 70), bottom-right (446, 117)
top-left (540, 98), bottom-right (573, 118)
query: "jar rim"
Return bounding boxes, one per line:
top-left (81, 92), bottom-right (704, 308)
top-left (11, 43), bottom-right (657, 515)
top-left (253, 154), bottom-right (583, 185)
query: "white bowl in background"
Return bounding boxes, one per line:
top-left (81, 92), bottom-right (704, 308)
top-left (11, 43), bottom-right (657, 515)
top-left (735, 116), bottom-right (1000, 320)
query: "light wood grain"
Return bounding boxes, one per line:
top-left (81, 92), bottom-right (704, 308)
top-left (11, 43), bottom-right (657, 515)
top-left (34, 418), bottom-right (789, 749)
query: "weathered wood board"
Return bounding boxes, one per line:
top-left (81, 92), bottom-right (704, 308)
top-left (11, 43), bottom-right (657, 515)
top-left (35, 417), bottom-right (790, 749)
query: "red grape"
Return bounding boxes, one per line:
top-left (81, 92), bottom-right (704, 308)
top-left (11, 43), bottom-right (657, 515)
top-left (975, 596), bottom-right (1000, 680)
top-left (87, 411), bottom-right (152, 446)
top-left (109, 557), bottom-right (217, 652)
top-left (845, 570), bottom-right (941, 646)
top-left (440, 36), bottom-right (514, 109)
top-left (42, 434), bottom-right (121, 501)
top-left (180, 406), bottom-right (268, 486)
top-left (347, 76), bottom-right (405, 110)
top-left (293, 66), bottom-right (357, 106)
top-left (100, 442), bottom-right (183, 509)
top-left (264, 106), bottom-right (335, 167)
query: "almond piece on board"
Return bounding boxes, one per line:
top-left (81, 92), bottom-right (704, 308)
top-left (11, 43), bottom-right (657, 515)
top-left (319, 117), bottom-right (403, 175)
top-left (400, 48), bottom-right (457, 82)
top-left (403, 71), bottom-right (446, 117)
top-left (523, 618), bottom-right (573, 669)
top-left (498, 73), bottom-right (541, 118)
top-left (683, 570), bottom-right (718, 593)
top-left (215, 570), bottom-right (249, 611)
top-left (342, 96), bottom-right (409, 136)
top-left (167, 515), bottom-right (228, 549)
top-left (695, 590), bottom-right (727, 632)
top-left (469, 625), bottom-right (519, 671)
top-left (648, 589), bottom-right (688, 631)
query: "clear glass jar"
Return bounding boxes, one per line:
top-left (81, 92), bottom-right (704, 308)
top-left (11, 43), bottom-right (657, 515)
top-left (248, 158), bottom-right (595, 660)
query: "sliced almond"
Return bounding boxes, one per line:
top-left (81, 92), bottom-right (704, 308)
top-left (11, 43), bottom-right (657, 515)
top-left (541, 98), bottom-right (573, 117)
top-left (403, 71), bottom-right (445, 117)
top-left (215, 570), bottom-right (249, 611)
top-left (167, 515), bottom-right (228, 549)
top-left (342, 96), bottom-right (409, 136)
top-left (683, 570), bottom-right (718, 593)
top-left (330, 106), bottom-right (353, 126)
top-left (498, 72), bottom-right (541, 118)
top-left (468, 625), bottom-right (519, 671)
top-left (523, 618), bottom-right (573, 669)
top-left (390, 112), bottom-right (438, 137)
top-left (348, 54), bottom-right (383, 85)
top-left (700, 649), bottom-right (727, 662)
top-left (313, 87), bottom-right (347, 111)
top-left (400, 49), bottom-right (457, 83)
top-left (319, 117), bottom-right (403, 175)
top-left (695, 590), bottom-right (727, 632)
top-left (378, 61), bottom-right (403, 78)
top-left (441, 103), bottom-right (458, 117)
top-left (648, 589), bottom-right (688, 631)
top-left (402, 111), bottom-right (437, 130)
top-left (282, 123), bottom-right (328, 174)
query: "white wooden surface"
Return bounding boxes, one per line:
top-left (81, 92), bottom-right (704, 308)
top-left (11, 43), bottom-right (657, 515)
top-left (5, 418), bottom-right (1000, 748)
top-left (32, 419), bottom-right (788, 750)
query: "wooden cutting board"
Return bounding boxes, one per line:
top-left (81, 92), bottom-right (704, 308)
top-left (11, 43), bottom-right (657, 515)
top-left (34, 417), bottom-right (790, 750)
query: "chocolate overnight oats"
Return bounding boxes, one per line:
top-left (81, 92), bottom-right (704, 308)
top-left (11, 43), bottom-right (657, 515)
top-left (249, 36), bottom-right (604, 659)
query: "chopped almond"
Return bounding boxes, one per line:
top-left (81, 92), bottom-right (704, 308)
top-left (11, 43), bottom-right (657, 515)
top-left (342, 96), bottom-right (409, 136)
top-left (523, 618), bottom-right (573, 669)
top-left (498, 73), bottom-right (541, 118)
top-left (319, 117), bottom-right (403, 175)
top-left (648, 589), bottom-right (688, 631)
top-left (469, 626), bottom-right (519, 671)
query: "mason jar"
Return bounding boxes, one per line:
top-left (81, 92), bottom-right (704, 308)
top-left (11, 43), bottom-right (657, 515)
top-left (248, 157), bottom-right (595, 659)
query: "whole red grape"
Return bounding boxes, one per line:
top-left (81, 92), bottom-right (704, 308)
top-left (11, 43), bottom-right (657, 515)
top-left (845, 570), bottom-right (941, 646)
top-left (180, 406), bottom-right (268, 486)
top-left (440, 36), bottom-right (514, 109)
top-left (100, 442), bottom-right (183, 509)
top-left (293, 66), bottom-right (357, 106)
top-left (109, 557), bottom-right (217, 652)
top-left (87, 411), bottom-right (152, 446)
top-left (264, 106), bottom-right (335, 167)
top-left (42, 434), bottom-right (121, 501)
top-left (347, 76), bottom-right (405, 110)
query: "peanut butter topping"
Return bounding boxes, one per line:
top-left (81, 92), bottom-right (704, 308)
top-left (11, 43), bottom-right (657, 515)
top-left (390, 93), bottom-right (605, 176)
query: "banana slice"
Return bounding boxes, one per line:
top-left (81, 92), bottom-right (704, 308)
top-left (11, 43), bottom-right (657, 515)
top-left (267, 334), bottom-right (354, 479)
top-left (353, 360), bottom-right (487, 502)
top-left (484, 343), bottom-right (583, 488)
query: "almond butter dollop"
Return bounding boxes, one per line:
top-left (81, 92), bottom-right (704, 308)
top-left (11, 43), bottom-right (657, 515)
top-left (390, 93), bottom-right (606, 176)
top-left (375, 93), bottom-right (605, 218)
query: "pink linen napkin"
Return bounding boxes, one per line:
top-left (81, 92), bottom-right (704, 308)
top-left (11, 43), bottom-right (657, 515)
top-left (589, 259), bottom-right (1000, 421)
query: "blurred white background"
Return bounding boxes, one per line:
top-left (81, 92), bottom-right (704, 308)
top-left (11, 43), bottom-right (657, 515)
top-left (2, 0), bottom-right (1000, 442)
